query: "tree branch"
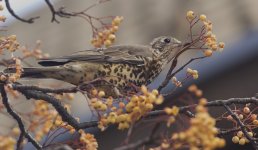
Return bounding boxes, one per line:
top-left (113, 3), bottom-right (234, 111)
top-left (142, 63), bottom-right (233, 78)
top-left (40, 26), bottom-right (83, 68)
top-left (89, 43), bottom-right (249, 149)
top-left (11, 84), bottom-right (78, 94)
top-left (4, 0), bottom-right (40, 23)
top-left (11, 84), bottom-right (98, 130)
top-left (16, 132), bottom-right (24, 150)
top-left (223, 103), bottom-right (258, 149)
top-left (0, 85), bottom-right (42, 149)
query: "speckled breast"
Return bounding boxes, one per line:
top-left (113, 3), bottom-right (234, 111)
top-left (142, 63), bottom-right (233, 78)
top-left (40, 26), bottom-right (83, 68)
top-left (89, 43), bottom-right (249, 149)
top-left (98, 61), bottom-right (162, 87)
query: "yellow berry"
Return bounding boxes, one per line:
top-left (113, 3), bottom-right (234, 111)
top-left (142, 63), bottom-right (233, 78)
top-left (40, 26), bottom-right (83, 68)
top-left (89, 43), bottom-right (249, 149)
top-left (145, 103), bottom-right (153, 110)
top-left (204, 50), bottom-right (213, 57)
top-left (237, 131), bottom-right (243, 137)
top-left (98, 32), bottom-right (103, 37)
top-left (196, 105), bottom-right (205, 112)
top-left (161, 142), bottom-right (170, 149)
top-left (91, 89), bottom-right (98, 96)
top-left (141, 85), bottom-right (148, 94)
top-left (164, 108), bottom-right (173, 115)
top-left (155, 95), bottom-right (164, 105)
top-left (9, 35), bottom-right (17, 41)
top-left (152, 89), bottom-right (159, 96)
top-left (199, 14), bottom-right (207, 21)
top-left (211, 44), bottom-right (218, 51)
top-left (178, 133), bottom-right (186, 140)
top-left (116, 114), bottom-right (126, 122)
top-left (131, 95), bottom-right (139, 103)
top-left (118, 122), bottom-right (129, 130)
top-left (104, 40), bottom-right (112, 47)
top-left (239, 138), bottom-right (246, 145)
top-left (193, 74), bottom-right (198, 79)
top-left (111, 26), bottom-right (119, 32)
top-left (199, 98), bottom-right (207, 105)
top-left (171, 106), bottom-right (179, 116)
top-left (133, 106), bottom-right (140, 113)
top-left (108, 34), bottom-right (116, 41)
top-left (232, 136), bottom-right (239, 144)
top-left (192, 70), bottom-right (198, 75)
top-left (248, 132), bottom-right (254, 137)
top-left (238, 114), bottom-right (244, 120)
top-left (12, 127), bottom-right (20, 136)
top-left (100, 104), bottom-right (107, 111)
top-left (186, 11), bottom-right (195, 20)
top-left (112, 16), bottom-right (123, 26)
top-left (187, 68), bottom-right (193, 74)
top-left (218, 139), bottom-right (226, 147)
top-left (98, 91), bottom-right (105, 97)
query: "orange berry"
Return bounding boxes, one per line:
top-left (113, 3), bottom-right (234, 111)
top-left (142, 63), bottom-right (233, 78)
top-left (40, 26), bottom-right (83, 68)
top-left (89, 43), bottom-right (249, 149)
top-left (188, 84), bottom-right (198, 92)
top-left (119, 102), bottom-right (125, 108)
top-left (204, 50), bottom-right (213, 57)
top-left (218, 42), bottom-right (225, 48)
top-left (250, 114), bottom-right (257, 121)
top-left (195, 89), bottom-right (203, 97)
top-left (243, 107), bottom-right (250, 114)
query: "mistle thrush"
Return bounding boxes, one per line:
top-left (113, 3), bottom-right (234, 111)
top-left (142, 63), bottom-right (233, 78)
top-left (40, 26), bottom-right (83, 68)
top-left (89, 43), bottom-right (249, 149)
top-left (5, 36), bottom-right (182, 93)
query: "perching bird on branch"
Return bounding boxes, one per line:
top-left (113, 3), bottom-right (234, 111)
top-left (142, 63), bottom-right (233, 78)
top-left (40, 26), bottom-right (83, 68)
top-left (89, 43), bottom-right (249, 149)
top-left (5, 36), bottom-right (182, 91)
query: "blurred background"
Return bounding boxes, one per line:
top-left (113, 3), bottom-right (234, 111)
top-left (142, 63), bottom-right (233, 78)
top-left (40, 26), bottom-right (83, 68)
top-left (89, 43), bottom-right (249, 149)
top-left (1, 0), bottom-right (258, 149)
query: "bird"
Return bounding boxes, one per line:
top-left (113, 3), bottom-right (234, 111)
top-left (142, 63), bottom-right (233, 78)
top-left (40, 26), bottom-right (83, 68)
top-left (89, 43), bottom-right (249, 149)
top-left (5, 36), bottom-right (182, 94)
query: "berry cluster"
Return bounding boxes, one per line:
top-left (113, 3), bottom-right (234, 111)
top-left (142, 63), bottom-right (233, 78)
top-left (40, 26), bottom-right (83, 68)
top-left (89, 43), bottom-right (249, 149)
top-left (171, 99), bottom-right (225, 150)
top-left (91, 16), bottom-right (123, 48)
top-left (0, 35), bottom-right (20, 53)
top-left (224, 105), bottom-right (257, 145)
top-left (78, 130), bottom-right (98, 150)
top-left (187, 68), bottom-right (199, 79)
top-left (186, 11), bottom-right (225, 57)
top-left (90, 86), bottom-right (163, 131)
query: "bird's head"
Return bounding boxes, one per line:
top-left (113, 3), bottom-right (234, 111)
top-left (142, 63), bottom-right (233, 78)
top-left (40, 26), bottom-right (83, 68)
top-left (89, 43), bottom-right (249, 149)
top-left (150, 36), bottom-right (182, 63)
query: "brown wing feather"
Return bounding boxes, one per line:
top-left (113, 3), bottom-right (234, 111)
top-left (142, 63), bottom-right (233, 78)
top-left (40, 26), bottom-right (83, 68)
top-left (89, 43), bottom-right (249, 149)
top-left (38, 45), bottom-right (153, 66)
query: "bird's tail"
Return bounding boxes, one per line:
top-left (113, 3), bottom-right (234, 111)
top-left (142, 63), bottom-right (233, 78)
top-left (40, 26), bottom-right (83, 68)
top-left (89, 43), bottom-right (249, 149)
top-left (4, 67), bottom-right (58, 78)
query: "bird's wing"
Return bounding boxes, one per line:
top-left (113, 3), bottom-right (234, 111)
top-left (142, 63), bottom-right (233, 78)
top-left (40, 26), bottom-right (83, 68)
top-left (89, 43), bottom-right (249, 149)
top-left (38, 45), bottom-right (153, 66)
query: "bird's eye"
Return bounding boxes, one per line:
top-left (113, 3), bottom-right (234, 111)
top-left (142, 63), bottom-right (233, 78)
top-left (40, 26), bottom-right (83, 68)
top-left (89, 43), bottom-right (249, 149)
top-left (163, 38), bottom-right (170, 43)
